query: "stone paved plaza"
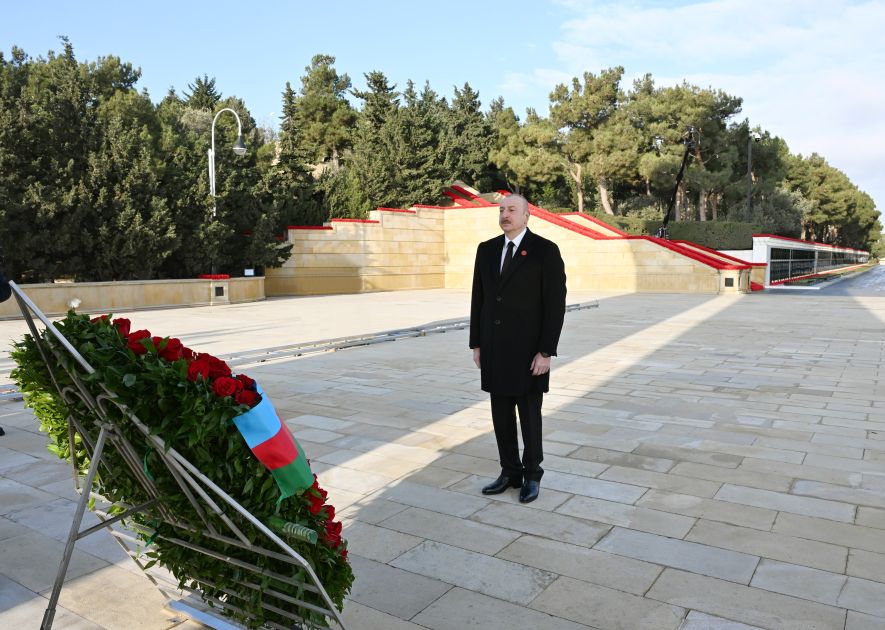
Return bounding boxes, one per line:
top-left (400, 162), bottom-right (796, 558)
top-left (3, 275), bottom-right (885, 629)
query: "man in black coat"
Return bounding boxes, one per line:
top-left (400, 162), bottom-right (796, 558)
top-left (469, 193), bottom-right (566, 503)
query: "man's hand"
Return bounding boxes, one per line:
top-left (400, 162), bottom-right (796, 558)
top-left (473, 347), bottom-right (481, 369)
top-left (530, 352), bottom-right (551, 376)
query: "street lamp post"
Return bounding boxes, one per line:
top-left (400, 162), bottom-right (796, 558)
top-left (745, 130), bottom-right (761, 222)
top-left (208, 107), bottom-right (247, 219)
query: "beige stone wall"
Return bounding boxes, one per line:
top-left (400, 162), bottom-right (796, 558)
top-left (267, 209), bottom-right (446, 296)
top-left (266, 204), bottom-right (749, 297)
top-left (1, 277), bottom-right (265, 320)
top-left (443, 206), bottom-right (740, 294)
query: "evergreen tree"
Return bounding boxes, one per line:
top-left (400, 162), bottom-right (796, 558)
top-left (295, 55), bottom-right (356, 168)
top-left (183, 74), bottom-right (221, 110)
top-left (444, 83), bottom-right (494, 189)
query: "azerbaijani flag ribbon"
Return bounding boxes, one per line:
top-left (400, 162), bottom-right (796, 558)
top-left (233, 384), bottom-right (313, 499)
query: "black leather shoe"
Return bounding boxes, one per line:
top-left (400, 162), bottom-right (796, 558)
top-left (519, 480), bottom-right (540, 503)
top-left (482, 474), bottom-right (522, 495)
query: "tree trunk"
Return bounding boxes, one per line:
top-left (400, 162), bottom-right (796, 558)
top-left (698, 189), bottom-right (707, 221)
top-left (674, 184), bottom-right (683, 222)
top-left (567, 162), bottom-right (584, 214)
top-left (598, 178), bottom-right (615, 215)
top-left (711, 194), bottom-right (719, 221)
top-left (645, 178), bottom-right (652, 196)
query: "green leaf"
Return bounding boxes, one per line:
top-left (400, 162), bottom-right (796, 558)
top-left (122, 373), bottom-right (137, 387)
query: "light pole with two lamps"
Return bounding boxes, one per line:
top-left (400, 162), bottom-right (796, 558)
top-left (207, 108), bottom-right (247, 273)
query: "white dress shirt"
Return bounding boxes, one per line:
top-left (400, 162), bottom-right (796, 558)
top-left (500, 228), bottom-right (527, 271)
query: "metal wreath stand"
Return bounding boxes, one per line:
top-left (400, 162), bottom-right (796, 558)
top-left (9, 282), bottom-right (346, 630)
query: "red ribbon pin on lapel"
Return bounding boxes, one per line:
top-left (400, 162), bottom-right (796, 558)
top-left (521, 250), bottom-right (527, 256)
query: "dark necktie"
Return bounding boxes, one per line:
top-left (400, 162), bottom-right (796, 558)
top-left (501, 241), bottom-right (514, 275)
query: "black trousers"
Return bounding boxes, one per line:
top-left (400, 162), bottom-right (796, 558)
top-left (490, 392), bottom-right (544, 482)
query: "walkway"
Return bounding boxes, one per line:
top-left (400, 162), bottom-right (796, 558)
top-left (2, 287), bottom-right (885, 629)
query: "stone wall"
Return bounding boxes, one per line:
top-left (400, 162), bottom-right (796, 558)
top-left (1, 277), bottom-right (265, 320)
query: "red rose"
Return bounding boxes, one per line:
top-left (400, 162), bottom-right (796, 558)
top-left (307, 493), bottom-right (325, 515)
top-left (341, 548), bottom-right (348, 561)
top-left (323, 505), bottom-right (336, 522)
top-left (151, 336), bottom-right (164, 352)
top-left (112, 318), bottom-right (131, 336)
top-left (90, 315), bottom-right (109, 324)
top-left (323, 520), bottom-right (343, 548)
top-left (160, 338), bottom-right (184, 362)
top-left (127, 330), bottom-right (151, 355)
top-left (206, 357), bottom-right (231, 379)
top-left (187, 359), bottom-right (211, 381)
top-left (234, 389), bottom-right (260, 407)
top-left (181, 347), bottom-right (195, 362)
top-left (236, 374), bottom-right (256, 390)
top-left (212, 377), bottom-right (239, 398)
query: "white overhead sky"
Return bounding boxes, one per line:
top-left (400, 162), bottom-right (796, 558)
top-left (4, 0), bottom-right (883, 211)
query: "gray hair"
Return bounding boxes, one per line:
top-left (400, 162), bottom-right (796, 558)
top-left (501, 193), bottom-right (530, 214)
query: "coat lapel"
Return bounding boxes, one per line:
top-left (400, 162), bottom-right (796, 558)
top-left (498, 229), bottom-right (533, 287)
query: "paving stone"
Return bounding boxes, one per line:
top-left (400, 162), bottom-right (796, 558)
top-left (679, 611), bottom-right (765, 629)
top-left (471, 501), bottom-right (611, 548)
top-left (636, 490), bottom-right (777, 531)
top-left (531, 575), bottom-right (686, 630)
top-left (847, 611), bottom-right (885, 630)
top-left (497, 534), bottom-right (662, 596)
top-left (750, 558), bottom-right (846, 606)
top-left (0, 516), bottom-right (29, 541)
top-left (347, 554), bottom-right (451, 620)
top-left (404, 466), bottom-right (469, 489)
top-left (339, 600), bottom-right (428, 630)
top-left (598, 466), bottom-right (721, 498)
top-left (773, 512), bottom-right (885, 554)
top-left (840, 577), bottom-right (885, 618)
top-left (848, 548), bottom-right (885, 582)
top-left (739, 457), bottom-right (863, 487)
top-left (0, 478), bottom-right (58, 516)
top-left (373, 480), bottom-right (489, 518)
top-left (432, 452), bottom-right (501, 477)
top-left (412, 587), bottom-right (587, 630)
top-left (755, 436), bottom-right (865, 459)
top-left (339, 498), bottom-right (410, 525)
top-left (542, 453), bottom-right (610, 477)
top-left (544, 469), bottom-right (648, 503)
top-left (793, 479), bottom-right (885, 510)
top-left (570, 445), bottom-right (675, 472)
top-left (646, 568), bottom-right (847, 630)
top-left (341, 520), bottom-right (422, 563)
top-left (315, 465), bottom-right (397, 496)
top-left (557, 495), bottom-right (696, 538)
top-left (595, 527), bottom-right (758, 583)
top-left (685, 519), bottom-right (847, 573)
top-left (0, 530), bottom-right (109, 592)
top-left (316, 448), bottom-right (425, 478)
top-left (805, 453), bottom-right (885, 474)
top-left (669, 462), bottom-right (792, 492)
top-left (56, 563), bottom-right (180, 630)
top-left (380, 506), bottom-right (521, 555)
top-left (390, 540), bottom-right (556, 604)
top-left (857, 506), bottom-right (885, 529)
top-left (0, 575), bottom-right (101, 629)
top-left (715, 484), bottom-right (856, 522)
top-left (285, 414), bottom-right (354, 431)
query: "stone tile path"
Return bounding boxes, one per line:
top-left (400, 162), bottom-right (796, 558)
top-left (3, 288), bottom-right (885, 629)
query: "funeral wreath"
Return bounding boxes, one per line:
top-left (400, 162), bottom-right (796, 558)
top-left (11, 312), bottom-right (353, 628)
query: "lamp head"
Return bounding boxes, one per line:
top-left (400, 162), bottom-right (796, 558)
top-left (751, 131), bottom-right (762, 142)
top-left (232, 134), bottom-right (247, 156)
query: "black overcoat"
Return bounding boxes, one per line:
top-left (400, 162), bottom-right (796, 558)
top-left (469, 229), bottom-right (567, 395)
